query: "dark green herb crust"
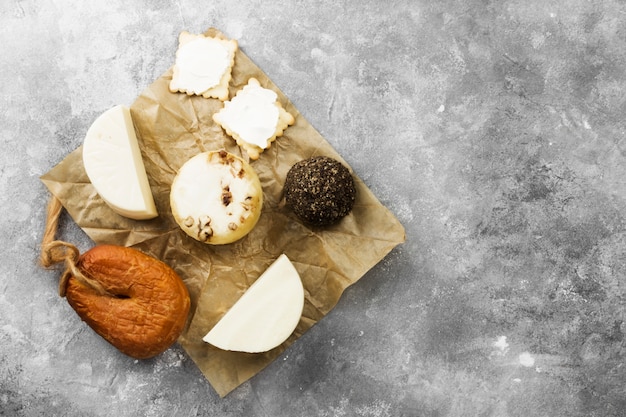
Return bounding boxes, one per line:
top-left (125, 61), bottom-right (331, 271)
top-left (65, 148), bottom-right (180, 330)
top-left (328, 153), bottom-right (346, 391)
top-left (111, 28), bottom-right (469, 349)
top-left (284, 156), bottom-right (356, 226)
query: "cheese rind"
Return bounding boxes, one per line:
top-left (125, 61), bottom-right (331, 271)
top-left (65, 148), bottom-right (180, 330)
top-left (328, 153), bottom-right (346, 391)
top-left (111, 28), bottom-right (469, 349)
top-left (203, 254), bottom-right (304, 353)
top-left (82, 105), bottom-right (158, 220)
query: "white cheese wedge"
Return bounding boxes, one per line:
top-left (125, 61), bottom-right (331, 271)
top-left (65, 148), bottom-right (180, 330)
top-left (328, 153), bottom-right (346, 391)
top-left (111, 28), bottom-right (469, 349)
top-left (82, 105), bottom-right (158, 220)
top-left (203, 254), bottom-right (305, 353)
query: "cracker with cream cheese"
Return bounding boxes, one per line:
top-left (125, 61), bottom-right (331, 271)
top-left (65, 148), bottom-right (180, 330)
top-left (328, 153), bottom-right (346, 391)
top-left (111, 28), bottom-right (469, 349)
top-left (169, 31), bottom-right (237, 101)
top-left (213, 78), bottom-right (295, 160)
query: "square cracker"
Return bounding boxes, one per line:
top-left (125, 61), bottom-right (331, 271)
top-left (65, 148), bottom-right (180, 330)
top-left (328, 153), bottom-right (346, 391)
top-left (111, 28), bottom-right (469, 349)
top-left (169, 31), bottom-right (237, 101)
top-left (213, 78), bottom-right (295, 160)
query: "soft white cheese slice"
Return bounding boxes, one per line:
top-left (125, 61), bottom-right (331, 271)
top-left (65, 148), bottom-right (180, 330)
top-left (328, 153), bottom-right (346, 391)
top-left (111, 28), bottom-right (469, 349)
top-left (203, 254), bottom-right (305, 353)
top-left (174, 36), bottom-right (230, 94)
top-left (82, 105), bottom-right (158, 220)
top-left (215, 79), bottom-right (280, 149)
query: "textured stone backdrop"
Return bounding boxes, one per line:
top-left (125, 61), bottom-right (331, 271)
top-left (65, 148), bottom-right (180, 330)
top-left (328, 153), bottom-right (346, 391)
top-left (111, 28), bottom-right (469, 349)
top-left (1, 0), bottom-right (625, 416)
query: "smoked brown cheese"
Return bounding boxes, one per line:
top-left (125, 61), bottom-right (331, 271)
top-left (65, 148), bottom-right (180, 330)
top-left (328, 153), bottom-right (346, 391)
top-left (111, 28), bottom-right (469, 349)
top-left (64, 245), bottom-right (191, 359)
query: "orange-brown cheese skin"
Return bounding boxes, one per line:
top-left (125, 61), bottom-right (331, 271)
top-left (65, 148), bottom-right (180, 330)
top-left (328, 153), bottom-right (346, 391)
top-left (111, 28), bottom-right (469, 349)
top-left (65, 245), bottom-right (190, 359)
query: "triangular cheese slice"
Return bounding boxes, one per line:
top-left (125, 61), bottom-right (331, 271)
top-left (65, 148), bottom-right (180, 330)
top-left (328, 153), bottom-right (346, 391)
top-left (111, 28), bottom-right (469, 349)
top-left (203, 254), bottom-right (304, 353)
top-left (82, 105), bottom-right (157, 220)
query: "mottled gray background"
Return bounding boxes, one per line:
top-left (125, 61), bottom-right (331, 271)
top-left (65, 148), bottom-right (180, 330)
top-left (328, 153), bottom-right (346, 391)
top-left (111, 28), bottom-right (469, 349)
top-left (2, 0), bottom-right (626, 416)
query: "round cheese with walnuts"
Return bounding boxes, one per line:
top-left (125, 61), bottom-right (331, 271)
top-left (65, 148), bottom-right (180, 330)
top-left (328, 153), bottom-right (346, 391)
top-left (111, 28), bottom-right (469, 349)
top-left (170, 150), bottom-right (263, 245)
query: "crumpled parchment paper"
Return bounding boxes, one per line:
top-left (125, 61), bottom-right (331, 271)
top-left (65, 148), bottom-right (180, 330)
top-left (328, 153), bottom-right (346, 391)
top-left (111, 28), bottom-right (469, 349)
top-left (40, 28), bottom-right (406, 397)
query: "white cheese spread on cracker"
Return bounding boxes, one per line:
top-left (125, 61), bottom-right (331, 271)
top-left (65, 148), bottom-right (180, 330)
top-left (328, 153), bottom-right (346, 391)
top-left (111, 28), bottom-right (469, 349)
top-left (216, 80), bottom-right (280, 149)
top-left (174, 36), bottom-right (231, 94)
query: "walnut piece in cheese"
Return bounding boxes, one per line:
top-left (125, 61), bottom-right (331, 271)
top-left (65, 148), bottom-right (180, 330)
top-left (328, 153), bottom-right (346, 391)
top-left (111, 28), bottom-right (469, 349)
top-left (169, 150), bottom-right (263, 245)
top-left (169, 31), bottom-right (238, 101)
top-left (213, 78), bottom-right (295, 160)
top-left (203, 254), bottom-right (304, 353)
top-left (82, 105), bottom-right (158, 220)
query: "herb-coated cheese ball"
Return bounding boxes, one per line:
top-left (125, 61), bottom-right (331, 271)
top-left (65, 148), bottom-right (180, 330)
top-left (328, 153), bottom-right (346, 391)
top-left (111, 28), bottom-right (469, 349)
top-left (284, 156), bottom-right (356, 226)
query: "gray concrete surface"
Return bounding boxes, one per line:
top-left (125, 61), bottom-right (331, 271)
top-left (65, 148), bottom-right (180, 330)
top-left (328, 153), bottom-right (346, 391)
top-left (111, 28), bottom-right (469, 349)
top-left (2, 0), bottom-right (626, 416)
